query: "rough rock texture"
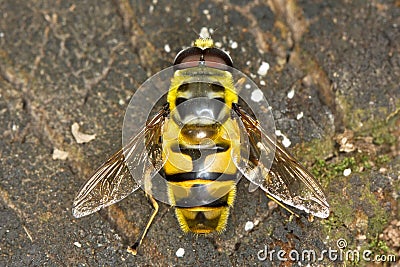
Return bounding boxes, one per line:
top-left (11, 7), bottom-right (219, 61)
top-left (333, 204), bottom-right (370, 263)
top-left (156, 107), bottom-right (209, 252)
top-left (1, 0), bottom-right (399, 266)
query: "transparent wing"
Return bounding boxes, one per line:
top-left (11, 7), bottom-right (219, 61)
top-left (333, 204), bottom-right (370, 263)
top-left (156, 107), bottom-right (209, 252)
top-left (233, 104), bottom-right (330, 218)
top-left (72, 106), bottom-right (168, 218)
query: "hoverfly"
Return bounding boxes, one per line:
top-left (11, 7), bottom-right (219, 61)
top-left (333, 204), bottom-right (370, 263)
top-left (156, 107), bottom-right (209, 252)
top-left (72, 36), bottom-right (330, 255)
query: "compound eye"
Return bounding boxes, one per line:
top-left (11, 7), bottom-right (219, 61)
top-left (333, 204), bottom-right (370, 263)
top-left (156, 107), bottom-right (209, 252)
top-left (173, 46), bottom-right (233, 70)
top-left (203, 48), bottom-right (233, 68)
top-left (173, 47), bottom-right (203, 65)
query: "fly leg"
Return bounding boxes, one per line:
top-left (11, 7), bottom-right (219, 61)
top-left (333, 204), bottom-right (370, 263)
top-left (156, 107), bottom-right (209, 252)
top-left (127, 195), bottom-right (159, 255)
top-left (266, 194), bottom-right (299, 218)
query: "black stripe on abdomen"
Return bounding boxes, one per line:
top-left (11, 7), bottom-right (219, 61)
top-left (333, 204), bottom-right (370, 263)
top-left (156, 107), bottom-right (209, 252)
top-left (166, 172), bottom-right (236, 182)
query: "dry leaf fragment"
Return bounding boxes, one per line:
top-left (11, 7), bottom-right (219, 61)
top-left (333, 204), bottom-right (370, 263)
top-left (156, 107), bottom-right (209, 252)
top-left (71, 122), bottom-right (96, 144)
top-left (52, 148), bottom-right (69, 160)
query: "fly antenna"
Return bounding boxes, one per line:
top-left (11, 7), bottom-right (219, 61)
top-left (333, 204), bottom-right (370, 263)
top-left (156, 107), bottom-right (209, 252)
top-left (199, 27), bottom-right (211, 39)
top-left (193, 27), bottom-right (214, 48)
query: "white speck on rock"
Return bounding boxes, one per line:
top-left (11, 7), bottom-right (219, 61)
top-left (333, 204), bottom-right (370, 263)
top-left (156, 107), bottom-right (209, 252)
top-left (287, 88), bottom-right (295, 99)
top-left (343, 168), bottom-right (352, 176)
top-left (202, 10), bottom-right (211, 20)
top-left (245, 221), bottom-right (254, 231)
top-left (214, 41), bottom-right (222, 48)
top-left (176, 247), bottom-right (185, 257)
top-left (282, 136), bottom-right (291, 148)
top-left (276, 130), bottom-right (291, 147)
top-left (257, 61), bottom-right (270, 76)
top-left (230, 41), bottom-right (238, 49)
top-left (164, 44), bottom-right (171, 53)
top-left (251, 89), bottom-right (264, 102)
top-left (296, 112), bottom-right (304, 120)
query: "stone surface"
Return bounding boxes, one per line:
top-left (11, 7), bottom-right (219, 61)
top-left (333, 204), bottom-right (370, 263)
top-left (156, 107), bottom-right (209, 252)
top-left (1, 0), bottom-right (399, 265)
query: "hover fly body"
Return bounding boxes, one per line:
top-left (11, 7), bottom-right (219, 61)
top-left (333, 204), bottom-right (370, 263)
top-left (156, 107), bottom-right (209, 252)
top-left (72, 36), bottom-right (330, 255)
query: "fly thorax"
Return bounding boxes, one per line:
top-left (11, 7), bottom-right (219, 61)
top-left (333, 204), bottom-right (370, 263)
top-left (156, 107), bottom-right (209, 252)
top-left (172, 97), bottom-right (230, 126)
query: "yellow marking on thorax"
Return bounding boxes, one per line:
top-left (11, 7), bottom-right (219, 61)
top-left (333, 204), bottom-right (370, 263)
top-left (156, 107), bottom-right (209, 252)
top-left (167, 67), bottom-right (238, 111)
top-left (194, 37), bottom-right (214, 49)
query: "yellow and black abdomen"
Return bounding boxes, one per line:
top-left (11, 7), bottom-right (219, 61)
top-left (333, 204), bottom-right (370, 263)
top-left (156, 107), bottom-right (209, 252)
top-left (162, 113), bottom-right (241, 234)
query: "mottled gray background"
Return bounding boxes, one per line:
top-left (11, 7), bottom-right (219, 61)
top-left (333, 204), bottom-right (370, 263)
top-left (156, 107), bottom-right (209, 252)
top-left (1, 0), bottom-right (399, 266)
